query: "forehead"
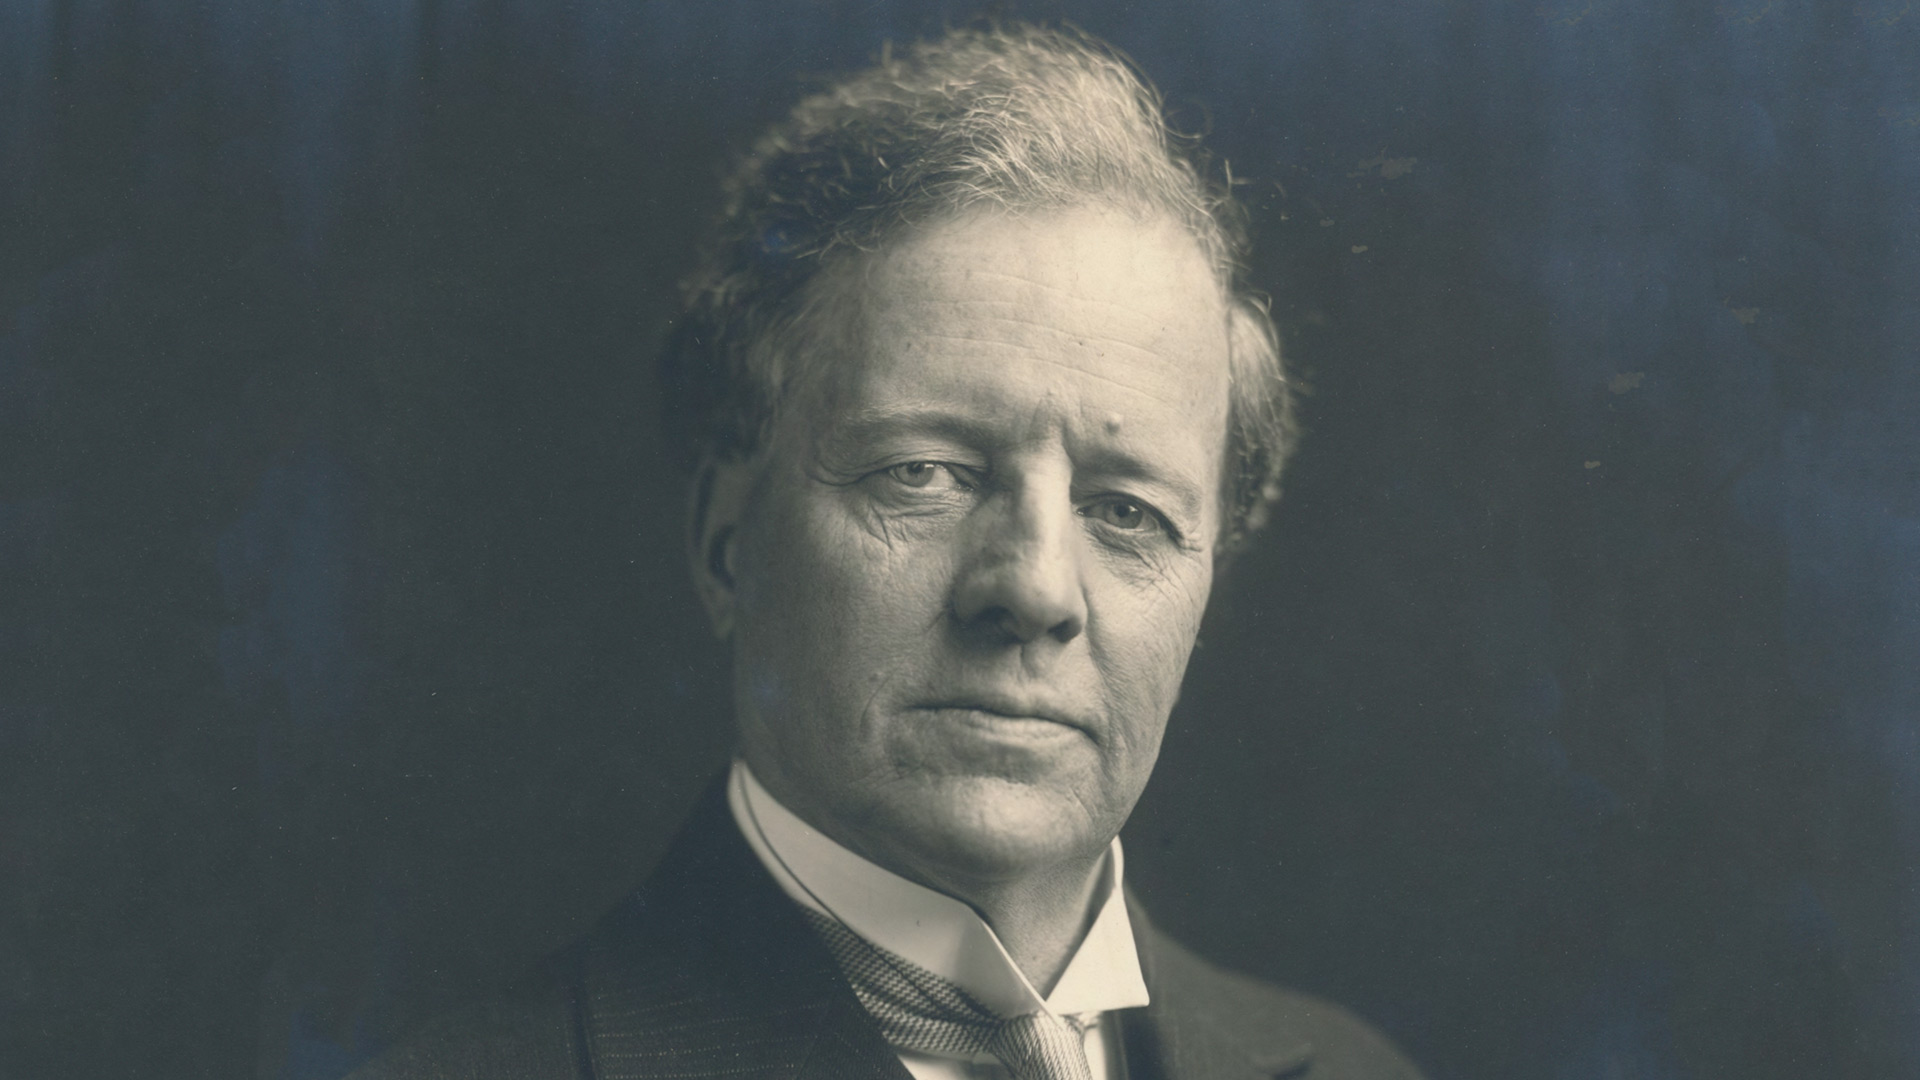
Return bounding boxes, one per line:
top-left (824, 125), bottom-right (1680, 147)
top-left (800, 205), bottom-right (1231, 453)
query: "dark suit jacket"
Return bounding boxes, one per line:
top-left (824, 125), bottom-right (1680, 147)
top-left (349, 780), bottom-right (1423, 1080)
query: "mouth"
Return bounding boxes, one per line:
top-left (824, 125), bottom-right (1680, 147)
top-left (911, 698), bottom-right (1093, 741)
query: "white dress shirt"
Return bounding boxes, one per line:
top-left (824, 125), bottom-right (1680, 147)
top-left (727, 761), bottom-right (1151, 1080)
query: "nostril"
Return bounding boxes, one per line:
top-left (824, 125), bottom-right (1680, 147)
top-left (992, 608), bottom-right (1030, 644)
top-left (969, 600), bottom-right (1082, 647)
top-left (983, 605), bottom-right (1043, 645)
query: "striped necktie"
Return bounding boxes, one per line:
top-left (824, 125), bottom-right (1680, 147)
top-left (800, 908), bottom-right (1095, 1080)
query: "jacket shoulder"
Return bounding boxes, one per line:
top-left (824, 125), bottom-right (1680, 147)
top-left (342, 952), bottom-right (586, 1080)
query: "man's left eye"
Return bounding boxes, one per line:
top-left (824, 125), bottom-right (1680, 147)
top-left (1082, 497), bottom-right (1160, 532)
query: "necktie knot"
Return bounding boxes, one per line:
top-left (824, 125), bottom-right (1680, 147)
top-left (987, 1011), bottom-right (1096, 1080)
top-left (801, 909), bottom-right (1095, 1080)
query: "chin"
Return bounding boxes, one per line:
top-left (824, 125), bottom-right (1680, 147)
top-left (873, 772), bottom-right (1113, 883)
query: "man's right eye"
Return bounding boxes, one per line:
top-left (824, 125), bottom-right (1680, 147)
top-left (882, 461), bottom-right (967, 490)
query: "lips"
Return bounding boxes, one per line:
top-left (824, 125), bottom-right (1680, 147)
top-left (912, 695), bottom-right (1094, 738)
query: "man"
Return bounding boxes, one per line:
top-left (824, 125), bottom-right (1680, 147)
top-left (353, 24), bottom-right (1423, 1080)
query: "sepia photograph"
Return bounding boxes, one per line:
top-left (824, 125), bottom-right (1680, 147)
top-left (4, 3), bottom-right (1917, 1079)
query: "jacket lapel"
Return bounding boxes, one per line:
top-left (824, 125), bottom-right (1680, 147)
top-left (579, 776), bottom-right (909, 1080)
top-left (1125, 893), bottom-right (1316, 1080)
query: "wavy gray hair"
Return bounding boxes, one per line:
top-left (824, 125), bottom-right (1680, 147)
top-left (660, 24), bottom-right (1293, 553)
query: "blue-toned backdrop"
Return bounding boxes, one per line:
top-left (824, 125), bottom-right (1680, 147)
top-left (4, 2), bottom-right (1917, 1078)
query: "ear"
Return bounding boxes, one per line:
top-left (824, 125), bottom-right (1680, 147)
top-left (687, 454), bottom-right (757, 639)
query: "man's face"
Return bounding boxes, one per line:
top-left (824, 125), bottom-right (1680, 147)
top-left (712, 205), bottom-right (1231, 890)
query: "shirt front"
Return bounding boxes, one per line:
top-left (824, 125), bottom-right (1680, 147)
top-left (727, 761), bottom-right (1151, 1080)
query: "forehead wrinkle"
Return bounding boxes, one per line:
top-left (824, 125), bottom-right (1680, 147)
top-left (873, 307), bottom-right (1224, 411)
top-left (889, 267), bottom-right (1215, 318)
top-left (901, 330), bottom-right (1183, 405)
top-left (885, 281), bottom-right (1223, 348)
top-left (877, 284), bottom-right (1225, 372)
top-left (903, 314), bottom-right (1194, 363)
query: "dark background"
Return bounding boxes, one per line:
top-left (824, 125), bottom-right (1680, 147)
top-left (5, 1), bottom-right (1918, 1078)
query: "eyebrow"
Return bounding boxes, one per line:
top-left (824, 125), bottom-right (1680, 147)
top-left (823, 404), bottom-right (1209, 525)
top-left (825, 404), bottom-right (1002, 450)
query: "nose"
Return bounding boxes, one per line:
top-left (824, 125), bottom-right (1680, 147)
top-left (950, 474), bottom-right (1087, 647)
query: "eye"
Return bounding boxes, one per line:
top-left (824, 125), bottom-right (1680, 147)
top-left (1082, 496), bottom-right (1161, 533)
top-left (882, 461), bottom-right (966, 490)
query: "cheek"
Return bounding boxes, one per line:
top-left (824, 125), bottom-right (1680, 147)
top-left (735, 481), bottom-right (954, 685)
top-left (772, 494), bottom-right (951, 613)
top-left (1092, 562), bottom-right (1211, 745)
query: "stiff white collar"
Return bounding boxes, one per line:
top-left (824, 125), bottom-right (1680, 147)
top-left (727, 759), bottom-right (1151, 1020)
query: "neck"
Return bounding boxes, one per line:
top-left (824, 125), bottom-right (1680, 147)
top-left (939, 856), bottom-right (1108, 994)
